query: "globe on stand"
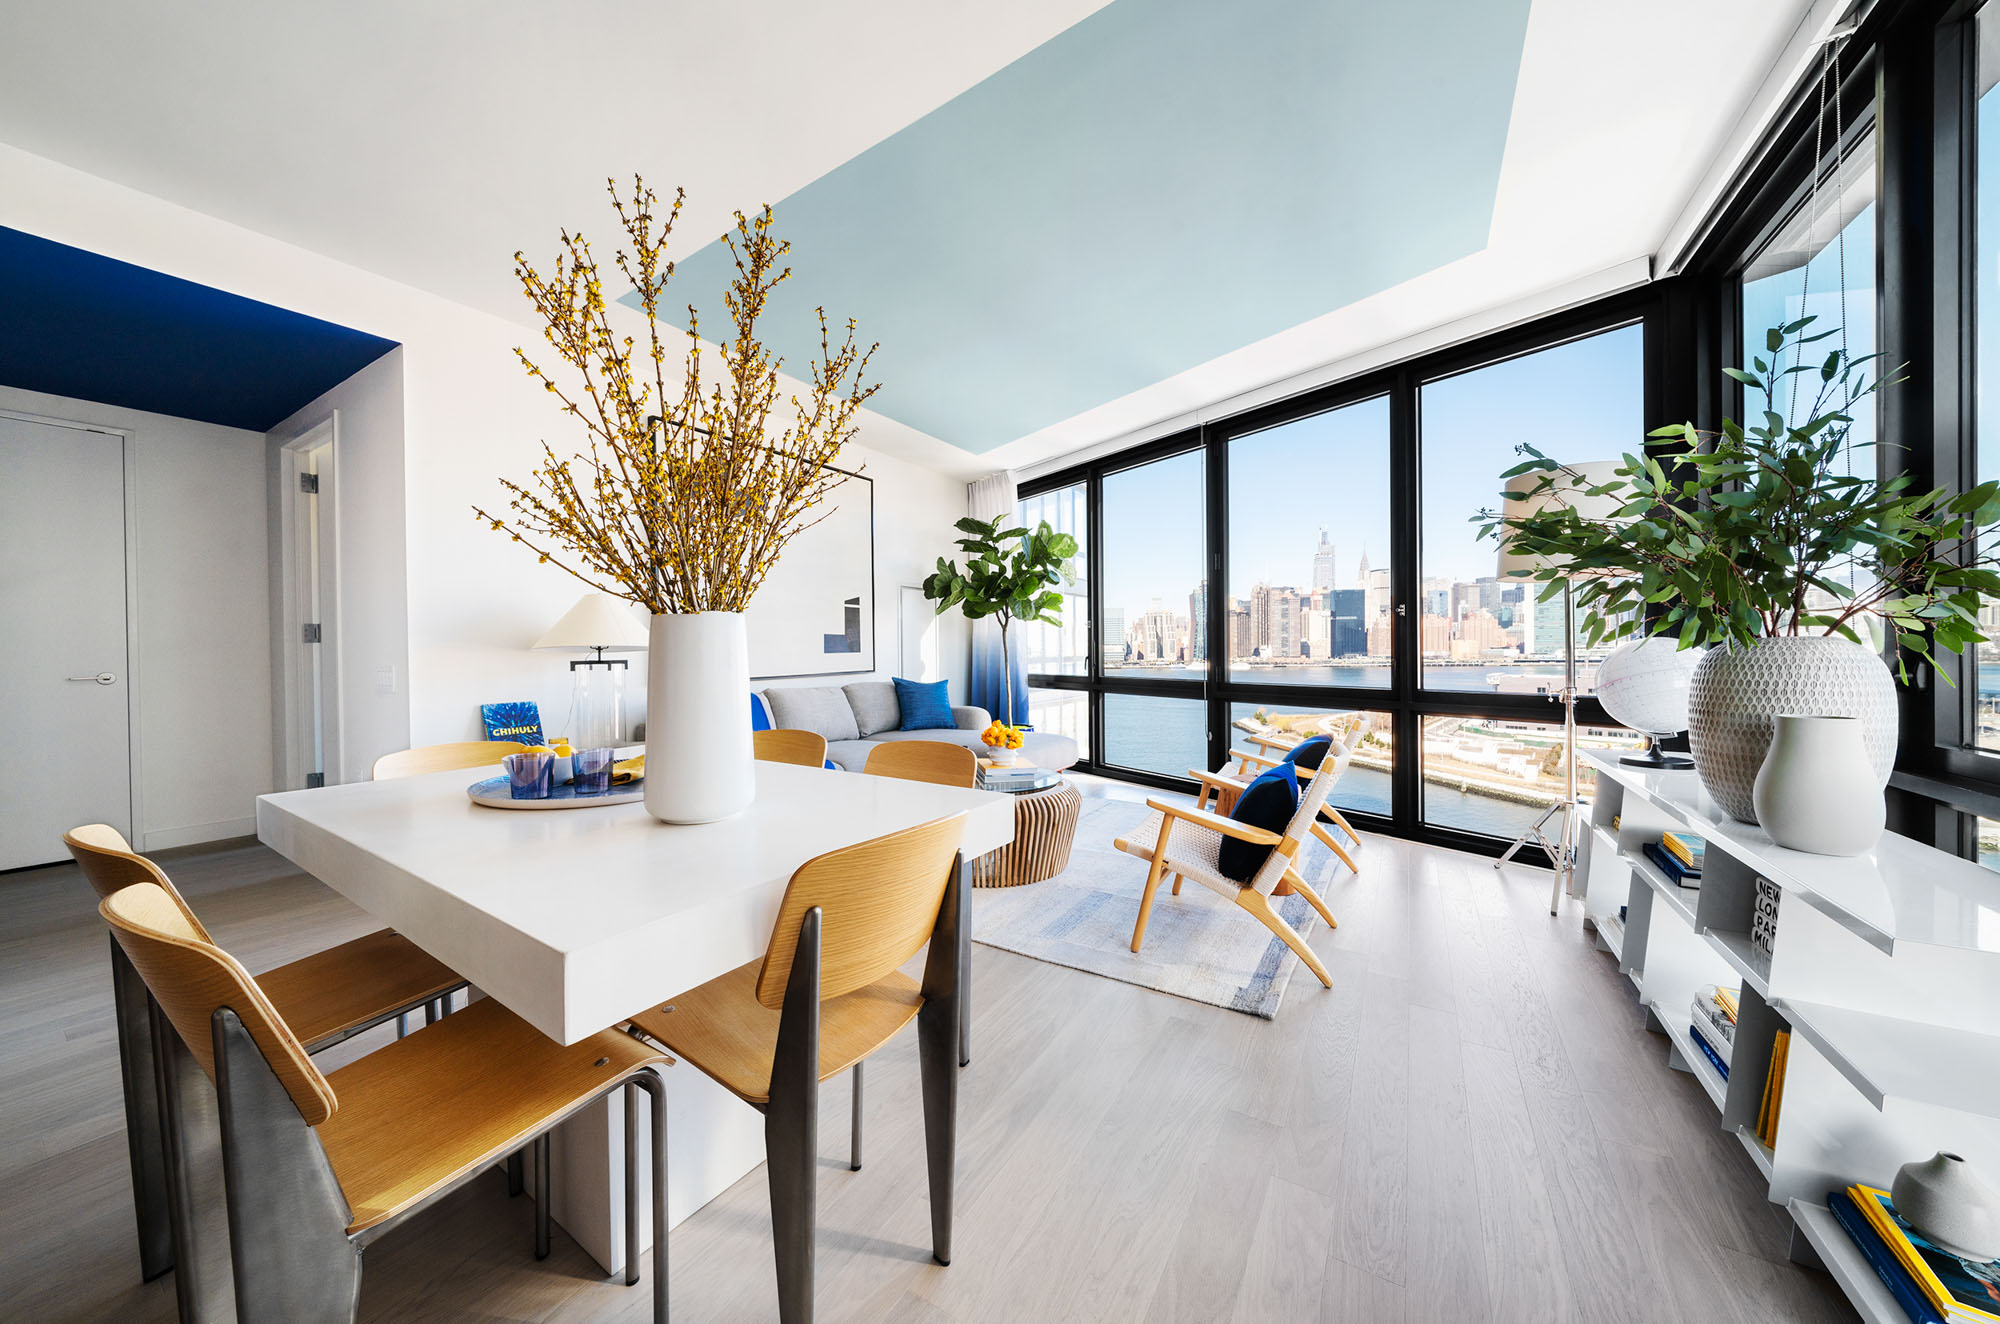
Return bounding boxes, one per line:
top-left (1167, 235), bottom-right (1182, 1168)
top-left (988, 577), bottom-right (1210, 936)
top-left (1595, 636), bottom-right (1706, 769)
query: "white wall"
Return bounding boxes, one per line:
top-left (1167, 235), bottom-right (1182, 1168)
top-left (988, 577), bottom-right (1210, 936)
top-left (0, 142), bottom-right (972, 776)
top-left (0, 383), bottom-right (270, 848)
top-left (265, 350), bottom-right (411, 785)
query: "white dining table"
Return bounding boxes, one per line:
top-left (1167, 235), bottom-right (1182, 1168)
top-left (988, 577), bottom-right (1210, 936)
top-left (256, 757), bottom-right (1013, 1273)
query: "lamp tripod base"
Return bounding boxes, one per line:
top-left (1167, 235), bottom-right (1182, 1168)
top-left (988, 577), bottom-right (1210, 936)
top-left (1621, 735), bottom-right (1693, 770)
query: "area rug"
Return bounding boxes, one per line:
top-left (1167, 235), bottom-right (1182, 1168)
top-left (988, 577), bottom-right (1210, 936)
top-left (971, 796), bottom-right (1341, 1019)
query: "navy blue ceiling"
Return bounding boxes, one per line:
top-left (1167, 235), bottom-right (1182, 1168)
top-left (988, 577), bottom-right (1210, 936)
top-left (0, 226), bottom-right (398, 432)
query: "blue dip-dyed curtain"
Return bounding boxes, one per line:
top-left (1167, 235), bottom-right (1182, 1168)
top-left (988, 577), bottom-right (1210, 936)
top-left (965, 471), bottom-right (1027, 726)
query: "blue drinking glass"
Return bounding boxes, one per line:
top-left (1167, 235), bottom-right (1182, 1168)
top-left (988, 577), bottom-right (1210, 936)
top-left (574, 746), bottom-right (614, 796)
top-left (503, 751), bottom-right (554, 800)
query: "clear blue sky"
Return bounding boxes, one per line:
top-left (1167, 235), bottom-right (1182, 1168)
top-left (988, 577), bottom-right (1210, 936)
top-left (1096, 323), bottom-right (1646, 613)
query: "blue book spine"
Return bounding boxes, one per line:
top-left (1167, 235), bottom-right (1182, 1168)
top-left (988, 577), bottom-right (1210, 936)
top-left (1688, 1024), bottom-right (1731, 1081)
top-left (1826, 1190), bottom-right (1944, 1323)
top-left (1643, 841), bottom-right (1701, 885)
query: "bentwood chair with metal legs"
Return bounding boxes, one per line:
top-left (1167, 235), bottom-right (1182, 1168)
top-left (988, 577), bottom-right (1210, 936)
top-left (861, 740), bottom-right (978, 788)
top-left (628, 814), bottom-right (968, 1324)
top-left (100, 882), bottom-right (672, 1324)
top-left (63, 825), bottom-right (469, 1288)
top-left (370, 740), bottom-right (529, 780)
top-left (754, 728), bottom-right (830, 769)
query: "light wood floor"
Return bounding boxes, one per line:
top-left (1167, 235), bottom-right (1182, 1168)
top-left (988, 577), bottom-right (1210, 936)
top-left (0, 785), bottom-right (1853, 1322)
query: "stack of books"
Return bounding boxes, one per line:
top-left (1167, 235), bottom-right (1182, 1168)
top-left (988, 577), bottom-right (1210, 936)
top-left (1689, 984), bottom-right (1737, 1080)
top-left (1828, 1182), bottom-right (2000, 1323)
top-left (1756, 1028), bottom-right (1790, 1148)
top-left (1643, 831), bottom-right (1705, 888)
top-left (978, 763), bottom-right (1042, 791)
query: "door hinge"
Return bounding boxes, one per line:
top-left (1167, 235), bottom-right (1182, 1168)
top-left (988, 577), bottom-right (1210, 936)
top-left (299, 472), bottom-right (320, 494)
top-left (305, 772), bottom-right (325, 789)
top-left (302, 623), bottom-right (322, 644)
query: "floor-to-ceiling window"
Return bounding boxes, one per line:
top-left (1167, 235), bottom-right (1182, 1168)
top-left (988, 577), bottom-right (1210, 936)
top-left (1017, 480), bottom-right (1091, 758)
top-left (1416, 324), bottom-right (1644, 698)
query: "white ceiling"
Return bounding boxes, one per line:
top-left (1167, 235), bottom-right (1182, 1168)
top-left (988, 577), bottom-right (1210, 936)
top-left (0, 0), bottom-right (1820, 479)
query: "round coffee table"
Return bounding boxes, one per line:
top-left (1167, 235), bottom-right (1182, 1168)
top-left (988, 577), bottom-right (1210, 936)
top-left (972, 771), bottom-right (1082, 888)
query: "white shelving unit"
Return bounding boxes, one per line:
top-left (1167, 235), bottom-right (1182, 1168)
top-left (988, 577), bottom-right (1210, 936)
top-left (1576, 751), bottom-right (2000, 1321)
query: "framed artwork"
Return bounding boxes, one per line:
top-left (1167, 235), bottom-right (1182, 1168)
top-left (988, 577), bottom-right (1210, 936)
top-left (748, 465), bottom-right (875, 679)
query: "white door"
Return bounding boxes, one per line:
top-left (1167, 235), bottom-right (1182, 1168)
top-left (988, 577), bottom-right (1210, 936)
top-left (0, 415), bottom-right (132, 869)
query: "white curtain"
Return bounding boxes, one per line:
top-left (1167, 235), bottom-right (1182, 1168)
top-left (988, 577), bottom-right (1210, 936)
top-left (965, 471), bottom-right (1025, 725)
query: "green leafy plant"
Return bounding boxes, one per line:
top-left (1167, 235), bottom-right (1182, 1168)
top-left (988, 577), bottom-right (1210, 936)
top-left (1475, 318), bottom-right (2000, 679)
top-left (923, 515), bottom-right (1078, 725)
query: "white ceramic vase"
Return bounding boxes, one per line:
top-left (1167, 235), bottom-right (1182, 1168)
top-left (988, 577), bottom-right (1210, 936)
top-left (1751, 715), bottom-right (1885, 856)
top-left (644, 612), bottom-right (754, 824)
top-left (1685, 636), bottom-right (1897, 824)
top-left (1892, 1151), bottom-right (2000, 1261)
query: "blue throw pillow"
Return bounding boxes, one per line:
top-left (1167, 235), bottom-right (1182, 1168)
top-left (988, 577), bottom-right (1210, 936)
top-left (1217, 763), bottom-right (1298, 883)
top-left (893, 677), bottom-right (956, 731)
top-left (750, 694), bottom-right (772, 732)
top-left (1281, 735), bottom-right (1332, 772)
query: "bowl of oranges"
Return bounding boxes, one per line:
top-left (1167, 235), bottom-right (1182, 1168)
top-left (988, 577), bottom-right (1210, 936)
top-left (981, 721), bottom-right (1026, 766)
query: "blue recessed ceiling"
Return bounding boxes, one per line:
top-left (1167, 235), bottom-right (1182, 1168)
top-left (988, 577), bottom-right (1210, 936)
top-left (0, 226), bottom-right (398, 432)
top-left (631, 0), bottom-right (1530, 453)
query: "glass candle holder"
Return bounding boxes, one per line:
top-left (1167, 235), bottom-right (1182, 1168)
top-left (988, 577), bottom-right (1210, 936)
top-left (573, 746), bottom-right (614, 796)
top-left (503, 751), bottom-right (554, 800)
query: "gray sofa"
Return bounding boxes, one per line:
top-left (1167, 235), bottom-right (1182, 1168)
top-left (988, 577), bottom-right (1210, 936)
top-left (757, 681), bottom-right (1080, 774)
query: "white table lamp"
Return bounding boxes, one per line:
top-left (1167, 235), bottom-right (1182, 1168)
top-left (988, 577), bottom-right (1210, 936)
top-left (536, 593), bottom-right (647, 749)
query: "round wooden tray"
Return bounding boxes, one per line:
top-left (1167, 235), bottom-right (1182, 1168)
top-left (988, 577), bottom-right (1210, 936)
top-left (466, 776), bottom-right (645, 810)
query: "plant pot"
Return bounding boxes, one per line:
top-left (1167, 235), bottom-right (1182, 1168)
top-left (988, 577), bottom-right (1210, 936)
top-left (1752, 715), bottom-right (1885, 856)
top-left (1685, 636), bottom-right (1896, 824)
top-left (644, 612), bottom-right (754, 824)
top-left (1892, 1151), bottom-right (2000, 1262)
top-left (983, 744), bottom-right (1017, 767)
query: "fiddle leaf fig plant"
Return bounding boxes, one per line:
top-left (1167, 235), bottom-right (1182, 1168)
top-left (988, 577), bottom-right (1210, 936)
top-left (1475, 317), bottom-right (2000, 680)
top-left (924, 515), bottom-right (1078, 725)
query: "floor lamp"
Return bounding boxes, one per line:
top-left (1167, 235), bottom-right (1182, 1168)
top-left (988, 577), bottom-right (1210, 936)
top-left (1491, 461), bottom-right (1623, 915)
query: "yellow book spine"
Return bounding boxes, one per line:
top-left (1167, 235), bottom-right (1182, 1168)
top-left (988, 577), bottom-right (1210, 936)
top-left (1757, 1034), bottom-right (1778, 1143)
top-left (1767, 1030), bottom-right (1790, 1144)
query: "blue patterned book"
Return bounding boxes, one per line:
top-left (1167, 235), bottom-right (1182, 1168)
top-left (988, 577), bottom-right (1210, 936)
top-left (1688, 1024), bottom-right (1730, 1081)
top-left (1644, 840), bottom-right (1701, 887)
top-left (1828, 1189), bottom-right (1945, 1323)
top-left (480, 701), bottom-right (544, 745)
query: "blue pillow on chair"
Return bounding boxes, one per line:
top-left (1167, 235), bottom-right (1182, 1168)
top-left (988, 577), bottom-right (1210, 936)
top-left (1217, 762), bottom-right (1299, 883)
top-left (893, 677), bottom-right (957, 731)
top-left (1281, 735), bottom-right (1333, 772)
top-left (750, 694), bottom-right (772, 732)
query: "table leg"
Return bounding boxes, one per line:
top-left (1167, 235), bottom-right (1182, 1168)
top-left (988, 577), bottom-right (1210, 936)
top-left (957, 856), bottom-right (972, 1068)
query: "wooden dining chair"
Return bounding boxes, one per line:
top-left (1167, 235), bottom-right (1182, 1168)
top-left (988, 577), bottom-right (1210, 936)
top-left (1113, 758), bottom-right (1344, 989)
top-left (63, 824), bottom-right (469, 1287)
top-left (370, 740), bottom-right (527, 780)
top-left (1189, 735), bottom-right (1364, 876)
top-left (861, 740), bottom-right (977, 788)
top-left (101, 881), bottom-right (672, 1324)
top-left (754, 728), bottom-right (829, 769)
top-left (628, 814), bottom-right (968, 1324)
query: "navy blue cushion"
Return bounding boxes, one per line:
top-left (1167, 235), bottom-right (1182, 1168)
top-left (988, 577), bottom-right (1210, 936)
top-left (1217, 763), bottom-right (1299, 883)
top-left (750, 694), bottom-right (772, 732)
top-left (1281, 735), bottom-right (1333, 772)
top-left (893, 677), bottom-right (956, 731)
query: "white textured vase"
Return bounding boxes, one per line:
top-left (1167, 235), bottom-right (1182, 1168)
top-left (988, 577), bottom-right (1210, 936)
top-left (1892, 1151), bottom-right (2000, 1261)
top-left (1752, 715), bottom-right (1885, 856)
top-left (1686, 636), bottom-right (1896, 824)
top-left (644, 612), bottom-right (754, 824)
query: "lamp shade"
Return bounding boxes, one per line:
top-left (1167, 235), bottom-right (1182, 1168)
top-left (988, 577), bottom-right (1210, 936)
top-left (534, 593), bottom-right (648, 652)
top-left (1496, 460), bottom-right (1626, 579)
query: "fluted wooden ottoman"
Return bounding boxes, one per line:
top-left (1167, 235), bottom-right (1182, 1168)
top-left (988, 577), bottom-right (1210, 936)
top-left (972, 776), bottom-right (1082, 888)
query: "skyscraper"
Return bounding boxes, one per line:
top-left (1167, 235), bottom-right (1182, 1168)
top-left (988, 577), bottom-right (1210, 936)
top-left (1332, 589), bottom-right (1367, 657)
top-left (1312, 528), bottom-right (1336, 592)
top-left (1272, 587), bottom-right (1301, 658)
top-left (1188, 579), bottom-right (1207, 662)
top-left (1102, 606), bottom-right (1125, 667)
top-left (1249, 582), bottom-right (1272, 655)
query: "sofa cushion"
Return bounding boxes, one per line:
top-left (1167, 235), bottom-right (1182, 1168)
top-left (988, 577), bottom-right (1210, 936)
top-left (824, 739), bottom-right (879, 772)
top-left (841, 681), bottom-right (900, 737)
top-left (750, 693), bottom-right (773, 732)
top-left (892, 677), bottom-right (956, 731)
top-left (868, 727), bottom-right (1080, 773)
top-left (763, 686), bottom-right (860, 743)
top-left (1218, 763), bottom-right (1298, 883)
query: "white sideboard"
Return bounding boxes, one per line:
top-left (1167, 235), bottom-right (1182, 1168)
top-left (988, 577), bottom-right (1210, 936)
top-left (1574, 750), bottom-right (2000, 1323)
